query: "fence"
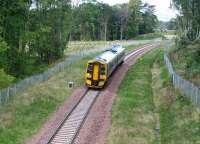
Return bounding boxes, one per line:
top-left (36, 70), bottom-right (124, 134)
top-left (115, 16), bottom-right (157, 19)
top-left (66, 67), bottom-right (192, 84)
top-left (0, 39), bottom-right (162, 105)
top-left (0, 41), bottom-right (123, 105)
top-left (0, 49), bottom-right (95, 105)
top-left (164, 53), bottom-right (200, 108)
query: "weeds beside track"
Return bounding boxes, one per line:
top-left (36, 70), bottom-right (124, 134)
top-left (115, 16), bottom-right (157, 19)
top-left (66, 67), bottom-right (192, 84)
top-left (108, 48), bottom-right (200, 144)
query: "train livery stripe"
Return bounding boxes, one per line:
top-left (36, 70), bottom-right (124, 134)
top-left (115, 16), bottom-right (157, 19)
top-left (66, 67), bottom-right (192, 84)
top-left (93, 63), bottom-right (99, 81)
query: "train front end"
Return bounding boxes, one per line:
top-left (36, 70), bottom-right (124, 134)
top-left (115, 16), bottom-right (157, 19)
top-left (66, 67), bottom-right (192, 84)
top-left (85, 61), bottom-right (107, 88)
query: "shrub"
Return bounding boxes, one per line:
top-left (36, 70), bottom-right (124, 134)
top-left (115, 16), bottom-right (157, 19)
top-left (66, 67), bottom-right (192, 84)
top-left (0, 69), bottom-right (15, 89)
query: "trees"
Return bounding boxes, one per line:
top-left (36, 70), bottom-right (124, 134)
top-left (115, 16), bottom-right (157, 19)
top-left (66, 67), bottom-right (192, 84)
top-left (168, 18), bottom-right (177, 30)
top-left (70, 0), bottom-right (158, 41)
top-left (125, 0), bottom-right (142, 38)
top-left (172, 0), bottom-right (200, 41)
top-left (99, 3), bottom-right (112, 41)
top-left (139, 3), bottom-right (158, 34)
top-left (115, 4), bottom-right (130, 40)
top-left (0, 0), bottom-right (71, 77)
top-left (171, 0), bottom-right (200, 79)
top-left (0, 0), bottom-right (158, 81)
top-left (31, 0), bottom-right (71, 63)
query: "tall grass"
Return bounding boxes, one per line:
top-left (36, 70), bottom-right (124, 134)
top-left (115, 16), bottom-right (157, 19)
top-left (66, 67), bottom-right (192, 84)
top-left (108, 49), bottom-right (161, 144)
top-left (108, 47), bottom-right (200, 144)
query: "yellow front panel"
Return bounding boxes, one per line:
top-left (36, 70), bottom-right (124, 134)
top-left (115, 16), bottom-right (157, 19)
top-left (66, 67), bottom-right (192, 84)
top-left (93, 63), bottom-right (99, 81)
top-left (86, 80), bottom-right (92, 85)
top-left (98, 81), bottom-right (105, 87)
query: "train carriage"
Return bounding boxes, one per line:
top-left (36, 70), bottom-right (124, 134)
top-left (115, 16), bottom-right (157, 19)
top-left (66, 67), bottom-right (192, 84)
top-left (85, 45), bottom-right (125, 88)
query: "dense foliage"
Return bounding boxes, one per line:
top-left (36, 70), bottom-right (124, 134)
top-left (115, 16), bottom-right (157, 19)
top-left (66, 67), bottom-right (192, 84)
top-left (172, 0), bottom-right (200, 41)
top-left (0, 0), bottom-right (71, 78)
top-left (0, 0), bottom-right (158, 88)
top-left (171, 0), bottom-right (200, 83)
top-left (70, 0), bottom-right (158, 40)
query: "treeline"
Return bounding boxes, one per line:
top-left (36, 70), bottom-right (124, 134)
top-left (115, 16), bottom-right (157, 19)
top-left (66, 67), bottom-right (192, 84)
top-left (172, 0), bottom-right (200, 41)
top-left (0, 0), bottom-right (71, 79)
top-left (70, 1), bottom-right (158, 41)
top-left (0, 0), bottom-right (158, 88)
top-left (171, 0), bottom-right (200, 78)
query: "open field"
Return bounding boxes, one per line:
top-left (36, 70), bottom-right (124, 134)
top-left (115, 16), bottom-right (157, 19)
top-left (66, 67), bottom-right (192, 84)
top-left (66, 39), bottom-right (161, 55)
top-left (108, 48), bottom-right (200, 144)
top-left (133, 33), bottom-right (164, 40)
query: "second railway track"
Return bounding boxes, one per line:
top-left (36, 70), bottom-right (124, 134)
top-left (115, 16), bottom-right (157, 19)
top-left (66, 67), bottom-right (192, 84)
top-left (48, 44), bottom-right (156, 144)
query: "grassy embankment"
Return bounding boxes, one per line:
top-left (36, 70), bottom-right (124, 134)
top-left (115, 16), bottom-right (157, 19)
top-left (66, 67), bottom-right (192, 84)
top-left (108, 48), bottom-right (200, 144)
top-left (0, 42), bottom-right (143, 144)
top-left (0, 52), bottom-right (96, 144)
top-left (169, 40), bottom-right (200, 87)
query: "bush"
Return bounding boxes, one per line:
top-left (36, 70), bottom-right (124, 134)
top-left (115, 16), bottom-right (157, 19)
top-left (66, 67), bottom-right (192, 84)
top-left (0, 69), bottom-right (15, 89)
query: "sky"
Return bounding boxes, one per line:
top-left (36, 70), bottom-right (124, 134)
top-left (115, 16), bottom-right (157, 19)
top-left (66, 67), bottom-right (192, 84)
top-left (98, 0), bottom-right (178, 22)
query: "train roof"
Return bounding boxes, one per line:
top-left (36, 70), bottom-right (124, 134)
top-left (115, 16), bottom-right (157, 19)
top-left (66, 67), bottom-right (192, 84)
top-left (90, 45), bottom-right (125, 63)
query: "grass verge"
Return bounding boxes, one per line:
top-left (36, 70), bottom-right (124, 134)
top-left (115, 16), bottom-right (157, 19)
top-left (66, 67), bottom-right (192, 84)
top-left (108, 47), bottom-right (200, 144)
top-left (0, 43), bottom-right (145, 143)
top-left (155, 55), bottom-right (200, 144)
top-left (108, 49), bottom-right (161, 144)
top-left (0, 53), bottom-right (97, 144)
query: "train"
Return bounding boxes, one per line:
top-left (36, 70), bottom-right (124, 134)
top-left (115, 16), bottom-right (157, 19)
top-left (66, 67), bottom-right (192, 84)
top-left (85, 45), bottom-right (125, 88)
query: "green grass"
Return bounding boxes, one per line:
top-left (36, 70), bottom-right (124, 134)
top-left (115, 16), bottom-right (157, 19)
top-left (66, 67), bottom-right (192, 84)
top-left (134, 33), bottom-right (164, 40)
top-left (0, 52), bottom-right (97, 144)
top-left (124, 44), bottom-right (147, 54)
top-left (67, 41), bottom-right (144, 54)
top-left (0, 42), bottom-right (151, 143)
top-left (108, 47), bottom-right (200, 144)
top-left (66, 41), bottom-right (109, 55)
top-left (108, 49), bottom-right (161, 144)
top-left (156, 60), bottom-right (200, 144)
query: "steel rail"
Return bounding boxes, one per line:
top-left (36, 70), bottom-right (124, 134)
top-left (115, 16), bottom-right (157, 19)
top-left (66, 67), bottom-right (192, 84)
top-left (47, 44), bottom-right (155, 144)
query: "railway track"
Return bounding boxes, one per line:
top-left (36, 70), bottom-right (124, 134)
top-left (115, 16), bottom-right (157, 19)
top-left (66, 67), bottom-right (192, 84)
top-left (48, 44), bottom-right (155, 144)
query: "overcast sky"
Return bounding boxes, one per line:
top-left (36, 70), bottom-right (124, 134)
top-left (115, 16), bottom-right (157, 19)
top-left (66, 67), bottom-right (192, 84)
top-left (98, 0), bottom-right (177, 21)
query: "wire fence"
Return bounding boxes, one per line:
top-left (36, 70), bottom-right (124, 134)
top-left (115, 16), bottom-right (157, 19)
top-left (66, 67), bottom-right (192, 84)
top-left (0, 41), bottom-right (138, 105)
top-left (0, 39), bottom-right (162, 105)
top-left (164, 42), bottom-right (200, 108)
top-left (0, 49), bottom-right (95, 105)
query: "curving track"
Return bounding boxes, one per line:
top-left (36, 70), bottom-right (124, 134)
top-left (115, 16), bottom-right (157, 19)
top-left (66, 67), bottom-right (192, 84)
top-left (48, 44), bottom-right (157, 144)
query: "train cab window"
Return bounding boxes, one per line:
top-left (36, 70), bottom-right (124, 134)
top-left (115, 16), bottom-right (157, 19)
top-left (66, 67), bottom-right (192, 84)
top-left (111, 49), bottom-right (117, 54)
top-left (87, 64), bottom-right (93, 73)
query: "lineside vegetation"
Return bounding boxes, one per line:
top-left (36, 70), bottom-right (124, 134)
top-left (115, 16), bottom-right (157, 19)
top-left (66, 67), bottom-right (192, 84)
top-left (0, 0), bottom-right (158, 89)
top-left (169, 0), bottom-right (200, 87)
top-left (108, 48), bottom-right (200, 144)
top-left (0, 43), bottom-right (144, 144)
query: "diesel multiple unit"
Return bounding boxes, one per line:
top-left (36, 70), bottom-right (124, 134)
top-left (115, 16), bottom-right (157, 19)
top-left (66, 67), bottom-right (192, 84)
top-left (85, 45), bottom-right (125, 88)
